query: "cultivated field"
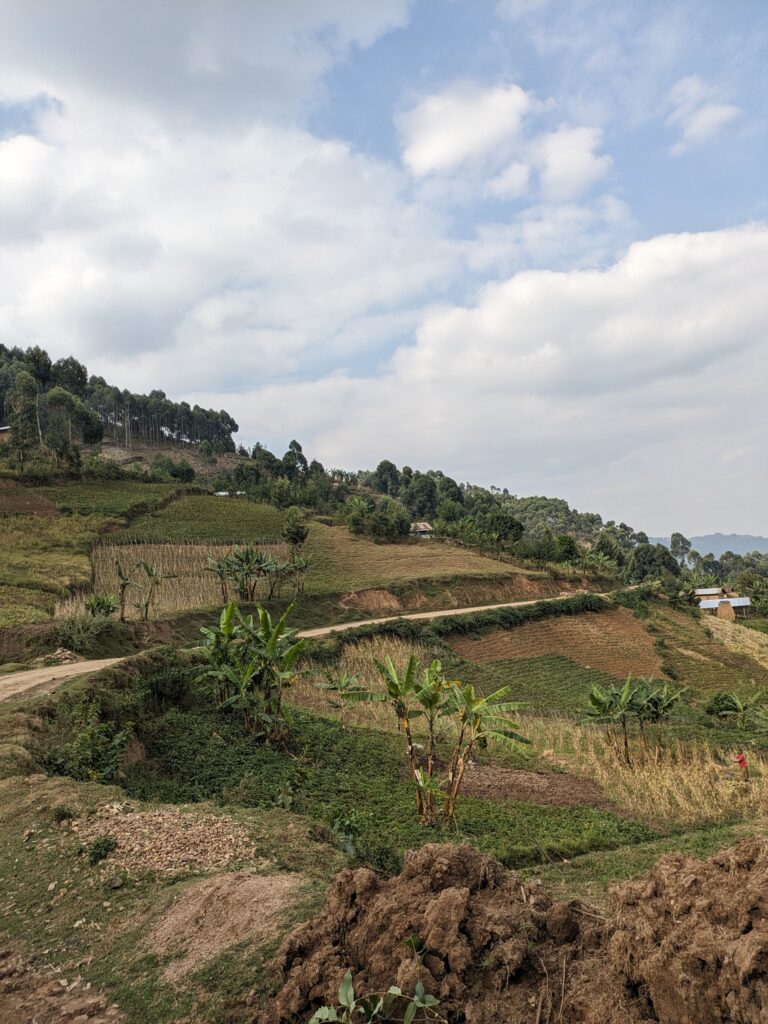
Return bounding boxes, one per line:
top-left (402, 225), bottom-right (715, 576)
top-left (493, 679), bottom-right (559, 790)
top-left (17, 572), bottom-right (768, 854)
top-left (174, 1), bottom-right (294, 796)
top-left (303, 522), bottom-right (530, 595)
top-left (57, 540), bottom-right (292, 619)
top-left (706, 616), bottom-right (768, 670)
top-left (114, 496), bottom-right (285, 542)
top-left (39, 480), bottom-right (183, 518)
top-left (449, 607), bottom-right (661, 678)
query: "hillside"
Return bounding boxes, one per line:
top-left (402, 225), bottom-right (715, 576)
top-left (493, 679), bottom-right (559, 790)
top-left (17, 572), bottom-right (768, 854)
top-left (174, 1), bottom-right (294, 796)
top-left (1, 470), bottom-right (768, 1023)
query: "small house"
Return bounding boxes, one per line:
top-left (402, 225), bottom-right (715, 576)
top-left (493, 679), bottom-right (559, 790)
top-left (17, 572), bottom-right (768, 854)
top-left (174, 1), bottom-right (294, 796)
top-left (410, 522), bottom-right (434, 539)
top-left (698, 596), bottom-right (752, 620)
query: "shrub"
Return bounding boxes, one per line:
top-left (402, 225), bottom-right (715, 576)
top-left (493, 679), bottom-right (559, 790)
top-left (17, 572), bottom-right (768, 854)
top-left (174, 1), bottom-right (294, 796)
top-left (84, 593), bottom-right (118, 618)
top-left (56, 615), bottom-right (115, 655)
top-left (39, 702), bottom-right (133, 782)
top-left (88, 836), bottom-right (118, 866)
top-left (52, 804), bottom-right (76, 824)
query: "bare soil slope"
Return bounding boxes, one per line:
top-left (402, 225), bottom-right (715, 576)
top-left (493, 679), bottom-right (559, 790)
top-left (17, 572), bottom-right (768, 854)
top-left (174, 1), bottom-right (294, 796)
top-left (265, 839), bottom-right (768, 1024)
top-left (450, 606), bottom-right (660, 679)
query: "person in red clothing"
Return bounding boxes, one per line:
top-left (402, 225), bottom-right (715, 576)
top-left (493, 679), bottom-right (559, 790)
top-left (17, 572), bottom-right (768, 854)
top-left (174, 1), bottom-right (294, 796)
top-left (736, 750), bottom-right (749, 782)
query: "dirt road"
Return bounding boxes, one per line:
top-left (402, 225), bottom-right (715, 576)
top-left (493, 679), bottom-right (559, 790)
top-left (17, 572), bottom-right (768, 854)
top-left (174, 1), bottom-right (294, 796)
top-left (0, 593), bottom-right (605, 702)
top-left (0, 658), bottom-right (123, 703)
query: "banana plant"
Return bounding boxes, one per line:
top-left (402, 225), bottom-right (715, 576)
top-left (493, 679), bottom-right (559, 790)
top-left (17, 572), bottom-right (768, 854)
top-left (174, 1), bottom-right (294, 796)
top-left (439, 683), bottom-right (528, 825)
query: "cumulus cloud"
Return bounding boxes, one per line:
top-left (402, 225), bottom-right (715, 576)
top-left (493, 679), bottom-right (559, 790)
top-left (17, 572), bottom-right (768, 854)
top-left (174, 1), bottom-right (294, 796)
top-left (397, 82), bottom-right (533, 176)
top-left (211, 224), bottom-right (768, 533)
top-left (533, 126), bottom-right (612, 200)
top-left (667, 75), bottom-right (741, 155)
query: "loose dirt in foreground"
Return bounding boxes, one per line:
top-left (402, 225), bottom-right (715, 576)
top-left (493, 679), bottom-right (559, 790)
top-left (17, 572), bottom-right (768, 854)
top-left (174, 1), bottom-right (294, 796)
top-left (449, 607), bottom-right (660, 679)
top-left (149, 871), bottom-right (305, 981)
top-left (264, 839), bottom-right (768, 1024)
top-left (71, 804), bottom-right (257, 876)
top-left (0, 948), bottom-right (122, 1024)
top-left (460, 764), bottom-right (619, 813)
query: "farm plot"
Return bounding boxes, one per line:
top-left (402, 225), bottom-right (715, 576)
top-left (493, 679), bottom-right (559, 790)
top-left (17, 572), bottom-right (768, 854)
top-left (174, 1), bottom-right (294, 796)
top-left (58, 540), bottom-right (291, 619)
top-left (39, 480), bottom-right (182, 518)
top-left (0, 480), bottom-right (58, 517)
top-left (303, 522), bottom-right (528, 596)
top-left (114, 495), bottom-right (285, 542)
top-left (449, 607), bottom-right (660, 679)
top-left (454, 653), bottom-right (623, 712)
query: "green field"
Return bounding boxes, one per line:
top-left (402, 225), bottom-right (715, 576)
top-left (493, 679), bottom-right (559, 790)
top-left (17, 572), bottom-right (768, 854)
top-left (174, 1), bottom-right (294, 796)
top-left (447, 652), bottom-right (623, 711)
top-left (40, 481), bottom-right (184, 519)
top-left (114, 496), bottom-right (286, 542)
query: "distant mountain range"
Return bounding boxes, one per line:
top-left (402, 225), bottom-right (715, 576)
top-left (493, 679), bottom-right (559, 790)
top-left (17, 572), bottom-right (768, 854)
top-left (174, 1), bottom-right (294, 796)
top-left (652, 534), bottom-right (768, 557)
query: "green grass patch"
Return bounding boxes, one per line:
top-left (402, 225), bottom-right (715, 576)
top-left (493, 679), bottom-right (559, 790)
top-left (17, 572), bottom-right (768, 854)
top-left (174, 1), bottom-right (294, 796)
top-left (39, 481), bottom-right (184, 519)
top-left (447, 652), bottom-right (622, 712)
top-left (122, 705), bottom-right (655, 874)
top-left (525, 820), bottom-right (766, 906)
top-left (114, 496), bottom-right (285, 543)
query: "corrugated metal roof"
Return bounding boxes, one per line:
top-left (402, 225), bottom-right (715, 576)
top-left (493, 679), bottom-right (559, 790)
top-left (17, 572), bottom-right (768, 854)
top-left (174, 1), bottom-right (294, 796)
top-left (410, 522), bottom-right (433, 532)
top-left (695, 588), bottom-right (723, 595)
top-left (700, 597), bottom-right (751, 609)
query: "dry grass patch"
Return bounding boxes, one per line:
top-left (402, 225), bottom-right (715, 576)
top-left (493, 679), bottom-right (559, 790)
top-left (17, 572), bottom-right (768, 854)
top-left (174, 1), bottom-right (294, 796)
top-left (523, 714), bottom-right (768, 829)
top-left (707, 617), bottom-right (768, 670)
top-left (303, 523), bottom-right (534, 596)
top-left (292, 635), bottom-right (434, 732)
top-left (450, 607), bottom-right (660, 679)
top-left (0, 480), bottom-right (58, 516)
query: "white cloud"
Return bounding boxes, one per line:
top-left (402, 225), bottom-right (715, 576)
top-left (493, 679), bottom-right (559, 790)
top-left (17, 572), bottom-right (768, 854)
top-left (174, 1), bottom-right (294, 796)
top-left (667, 75), bottom-right (741, 155)
top-left (487, 161), bottom-right (530, 198)
top-left (0, 0), bottom-right (411, 123)
top-left (397, 82), bottom-right (533, 177)
top-left (496, 0), bottom-right (550, 18)
top-left (533, 126), bottom-right (612, 200)
top-left (216, 224), bottom-right (768, 534)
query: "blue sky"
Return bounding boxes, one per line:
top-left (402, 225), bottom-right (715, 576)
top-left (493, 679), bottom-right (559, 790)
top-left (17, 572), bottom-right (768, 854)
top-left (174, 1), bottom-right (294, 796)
top-left (0, 0), bottom-right (766, 534)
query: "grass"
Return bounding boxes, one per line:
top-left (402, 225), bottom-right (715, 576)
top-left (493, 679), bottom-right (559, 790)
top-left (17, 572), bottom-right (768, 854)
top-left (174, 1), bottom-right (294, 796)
top-left (0, 767), bottom-right (340, 1024)
top-left (39, 481), bottom-right (185, 518)
top-left (706, 616), bottom-right (768, 670)
top-left (114, 496), bottom-right (285, 543)
top-left (526, 820), bottom-right (767, 906)
top-left (0, 514), bottom-right (99, 628)
top-left (648, 605), bottom-right (768, 696)
top-left (303, 522), bottom-right (532, 595)
top-left (520, 714), bottom-right (768, 829)
top-left (448, 653), bottom-right (624, 712)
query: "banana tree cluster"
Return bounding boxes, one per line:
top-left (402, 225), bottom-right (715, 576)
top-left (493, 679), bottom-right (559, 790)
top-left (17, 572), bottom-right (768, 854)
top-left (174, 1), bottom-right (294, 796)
top-left (197, 600), bottom-right (305, 743)
top-left (580, 676), bottom-right (687, 764)
top-left (206, 547), bottom-right (310, 603)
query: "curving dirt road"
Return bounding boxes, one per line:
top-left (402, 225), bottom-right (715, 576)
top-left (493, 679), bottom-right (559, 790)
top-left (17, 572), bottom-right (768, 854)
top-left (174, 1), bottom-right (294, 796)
top-left (0, 658), bottom-right (123, 703)
top-left (0, 593), bottom-right (605, 702)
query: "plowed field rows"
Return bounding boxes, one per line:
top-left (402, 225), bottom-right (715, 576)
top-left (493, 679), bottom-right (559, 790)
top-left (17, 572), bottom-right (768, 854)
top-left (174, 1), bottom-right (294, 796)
top-left (0, 481), bottom-right (58, 517)
top-left (450, 607), bottom-right (660, 679)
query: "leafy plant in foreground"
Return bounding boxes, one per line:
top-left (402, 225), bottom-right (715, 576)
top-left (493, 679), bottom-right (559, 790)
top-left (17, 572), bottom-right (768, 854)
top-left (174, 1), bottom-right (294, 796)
top-left (197, 600), bottom-right (305, 742)
top-left (309, 970), bottom-right (444, 1023)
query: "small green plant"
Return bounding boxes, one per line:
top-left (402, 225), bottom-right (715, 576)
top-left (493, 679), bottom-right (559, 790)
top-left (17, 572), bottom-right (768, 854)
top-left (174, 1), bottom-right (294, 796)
top-left (309, 970), bottom-right (443, 1023)
top-left (84, 593), bottom-right (118, 618)
top-left (51, 805), bottom-right (76, 825)
top-left (88, 835), bottom-right (117, 866)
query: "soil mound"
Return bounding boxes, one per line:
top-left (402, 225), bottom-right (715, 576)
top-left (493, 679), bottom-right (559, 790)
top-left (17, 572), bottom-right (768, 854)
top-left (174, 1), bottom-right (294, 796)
top-left (72, 804), bottom-right (257, 876)
top-left (263, 838), bottom-right (768, 1024)
top-left (149, 871), bottom-right (304, 981)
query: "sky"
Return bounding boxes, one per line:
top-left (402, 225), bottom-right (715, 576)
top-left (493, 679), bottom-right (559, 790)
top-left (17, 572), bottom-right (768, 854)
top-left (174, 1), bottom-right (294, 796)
top-left (1, 0), bottom-right (767, 536)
